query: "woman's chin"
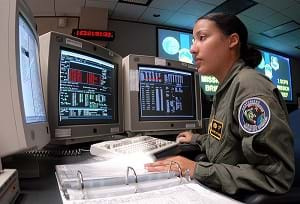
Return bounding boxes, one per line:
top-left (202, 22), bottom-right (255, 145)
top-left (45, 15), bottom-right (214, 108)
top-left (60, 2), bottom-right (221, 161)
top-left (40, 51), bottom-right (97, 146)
top-left (197, 67), bottom-right (210, 75)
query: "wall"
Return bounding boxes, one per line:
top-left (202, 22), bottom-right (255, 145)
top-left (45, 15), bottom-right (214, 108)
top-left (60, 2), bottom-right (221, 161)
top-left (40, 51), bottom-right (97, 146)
top-left (107, 20), bottom-right (156, 58)
top-left (35, 17), bottom-right (79, 36)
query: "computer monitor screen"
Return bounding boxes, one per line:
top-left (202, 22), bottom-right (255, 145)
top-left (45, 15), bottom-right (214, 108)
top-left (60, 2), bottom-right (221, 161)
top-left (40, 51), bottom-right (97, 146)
top-left (123, 54), bottom-right (202, 135)
top-left (157, 28), bottom-right (218, 97)
top-left (19, 16), bottom-right (47, 124)
top-left (0, 0), bottom-right (50, 158)
top-left (59, 48), bottom-right (118, 126)
top-left (256, 49), bottom-right (293, 101)
top-left (139, 66), bottom-right (196, 121)
top-left (40, 32), bottom-right (123, 144)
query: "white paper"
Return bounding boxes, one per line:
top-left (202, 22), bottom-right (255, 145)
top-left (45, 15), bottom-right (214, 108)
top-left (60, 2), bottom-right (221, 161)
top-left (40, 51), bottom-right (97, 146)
top-left (59, 183), bottom-right (244, 204)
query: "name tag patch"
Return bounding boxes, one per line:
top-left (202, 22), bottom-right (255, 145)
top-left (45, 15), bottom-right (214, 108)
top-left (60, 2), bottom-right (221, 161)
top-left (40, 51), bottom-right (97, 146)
top-left (209, 119), bottom-right (223, 141)
top-left (238, 97), bottom-right (270, 134)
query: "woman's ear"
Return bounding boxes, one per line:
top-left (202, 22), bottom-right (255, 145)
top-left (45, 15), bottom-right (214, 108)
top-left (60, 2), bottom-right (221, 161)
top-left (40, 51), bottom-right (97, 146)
top-left (228, 33), bottom-right (239, 49)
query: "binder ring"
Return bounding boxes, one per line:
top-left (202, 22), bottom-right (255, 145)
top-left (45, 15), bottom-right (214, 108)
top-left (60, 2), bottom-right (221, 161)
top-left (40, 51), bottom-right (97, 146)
top-left (126, 166), bottom-right (138, 193)
top-left (77, 170), bottom-right (84, 190)
top-left (168, 161), bottom-right (183, 183)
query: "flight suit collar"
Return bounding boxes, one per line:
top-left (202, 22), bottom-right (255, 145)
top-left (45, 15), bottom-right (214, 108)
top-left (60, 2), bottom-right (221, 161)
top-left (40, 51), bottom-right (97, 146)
top-left (215, 59), bottom-right (246, 95)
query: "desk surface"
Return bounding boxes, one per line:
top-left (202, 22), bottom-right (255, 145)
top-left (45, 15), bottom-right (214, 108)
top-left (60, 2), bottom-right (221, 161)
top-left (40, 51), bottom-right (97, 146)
top-left (15, 153), bottom-right (94, 204)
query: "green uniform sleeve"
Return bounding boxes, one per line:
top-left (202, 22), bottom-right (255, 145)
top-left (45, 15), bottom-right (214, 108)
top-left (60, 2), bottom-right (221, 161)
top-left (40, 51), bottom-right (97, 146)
top-left (193, 93), bottom-right (295, 195)
top-left (191, 133), bottom-right (208, 152)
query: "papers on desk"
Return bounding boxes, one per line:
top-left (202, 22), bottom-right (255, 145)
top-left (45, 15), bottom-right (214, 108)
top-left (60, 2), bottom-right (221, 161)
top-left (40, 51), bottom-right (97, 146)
top-left (55, 155), bottom-right (243, 204)
top-left (57, 181), bottom-right (243, 204)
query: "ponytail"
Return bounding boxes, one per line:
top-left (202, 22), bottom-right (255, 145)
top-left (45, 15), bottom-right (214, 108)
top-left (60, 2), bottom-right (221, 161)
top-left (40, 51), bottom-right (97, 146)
top-left (241, 46), bottom-right (262, 68)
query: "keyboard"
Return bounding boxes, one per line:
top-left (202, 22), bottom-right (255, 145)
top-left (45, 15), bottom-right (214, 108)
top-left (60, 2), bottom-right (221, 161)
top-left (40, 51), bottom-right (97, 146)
top-left (90, 136), bottom-right (178, 157)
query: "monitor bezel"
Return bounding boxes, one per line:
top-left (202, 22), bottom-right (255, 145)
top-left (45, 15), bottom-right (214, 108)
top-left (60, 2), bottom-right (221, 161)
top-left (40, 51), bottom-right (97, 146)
top-left (0, 0), bottom-right (50, 157)
top-left (40, 32), bottom-right (124, 144)
top-left (123, 54), bottom-right (202, 135)
top-left (16, 0), bottom-right (50, 148)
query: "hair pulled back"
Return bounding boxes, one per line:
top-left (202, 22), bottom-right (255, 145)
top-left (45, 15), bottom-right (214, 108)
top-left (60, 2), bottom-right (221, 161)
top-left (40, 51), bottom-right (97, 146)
top-left (198, 13), bottom-right (261, 68)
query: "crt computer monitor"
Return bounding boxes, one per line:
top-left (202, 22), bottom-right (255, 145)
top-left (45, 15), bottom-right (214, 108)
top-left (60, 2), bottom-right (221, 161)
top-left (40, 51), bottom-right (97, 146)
top-left (123, 54), bottom-right (202, 135)
top-left (39, 32), bottom-right (124, 144)
top-left (0, 0), bottom-right (50, 160)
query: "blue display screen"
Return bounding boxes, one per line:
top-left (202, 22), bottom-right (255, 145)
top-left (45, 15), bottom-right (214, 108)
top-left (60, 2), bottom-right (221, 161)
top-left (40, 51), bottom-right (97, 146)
top-left (257, 50), bottom-right (293, 101)
top-left (157, 28), bottom-right (194, 64)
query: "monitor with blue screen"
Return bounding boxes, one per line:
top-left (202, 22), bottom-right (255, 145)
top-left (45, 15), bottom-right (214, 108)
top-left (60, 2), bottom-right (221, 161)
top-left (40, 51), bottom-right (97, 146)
top-left (257, 49), bottom-right (293, 101)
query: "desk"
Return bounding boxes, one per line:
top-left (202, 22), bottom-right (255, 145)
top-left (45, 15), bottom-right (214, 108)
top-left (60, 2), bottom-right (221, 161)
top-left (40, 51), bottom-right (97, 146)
top-left (14, 153), bottom-right (94, 204)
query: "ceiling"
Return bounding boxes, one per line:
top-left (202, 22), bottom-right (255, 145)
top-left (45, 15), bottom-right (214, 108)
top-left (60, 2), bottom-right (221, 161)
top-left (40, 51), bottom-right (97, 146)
top-left (24, 0), bottom-right (300, 59)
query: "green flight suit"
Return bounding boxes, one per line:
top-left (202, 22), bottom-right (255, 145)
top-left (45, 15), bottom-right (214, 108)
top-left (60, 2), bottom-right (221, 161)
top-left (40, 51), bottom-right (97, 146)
top-left (192, 60), bottom-right (295, 195)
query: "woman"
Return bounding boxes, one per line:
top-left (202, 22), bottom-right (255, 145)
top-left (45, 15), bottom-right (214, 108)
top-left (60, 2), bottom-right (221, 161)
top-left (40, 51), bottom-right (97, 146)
top-left (145, 13), bottom-right (295, 196)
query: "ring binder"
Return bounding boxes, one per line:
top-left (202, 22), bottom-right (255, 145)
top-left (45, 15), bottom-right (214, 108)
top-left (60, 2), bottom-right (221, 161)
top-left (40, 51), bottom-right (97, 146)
top-left (77, 170), bottom-right (84, 190)
top-left (55, 161), bottom-right (192, 201)
top-left (168, 161), bottom-right (183, 183)
top-left (126, 166), bottom-right (138, 193)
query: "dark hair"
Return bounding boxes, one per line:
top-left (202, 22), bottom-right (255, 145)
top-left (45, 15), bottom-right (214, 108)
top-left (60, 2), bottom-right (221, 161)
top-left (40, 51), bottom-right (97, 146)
top-left (197, 13), bottom-right (261, 68)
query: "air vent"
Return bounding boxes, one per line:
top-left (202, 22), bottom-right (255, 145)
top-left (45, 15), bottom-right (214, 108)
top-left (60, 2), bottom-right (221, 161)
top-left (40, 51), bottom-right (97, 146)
top-left (261, 21), bottom-right (300, 38)
top-left (118, 0), bottom-right (152, 6)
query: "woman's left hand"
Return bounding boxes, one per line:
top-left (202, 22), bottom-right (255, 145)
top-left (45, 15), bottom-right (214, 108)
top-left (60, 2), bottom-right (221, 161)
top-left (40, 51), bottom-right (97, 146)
top-left (144, 156), bottom-right (196, 177)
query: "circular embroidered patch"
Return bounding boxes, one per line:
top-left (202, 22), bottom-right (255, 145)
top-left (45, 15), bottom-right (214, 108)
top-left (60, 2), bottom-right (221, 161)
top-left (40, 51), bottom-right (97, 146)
top-left (238, 97), bottom-right (270, 134)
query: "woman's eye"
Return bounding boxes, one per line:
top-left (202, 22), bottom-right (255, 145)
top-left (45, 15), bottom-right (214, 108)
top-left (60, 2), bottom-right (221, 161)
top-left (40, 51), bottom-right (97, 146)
top-left (199, 35), bottom-right (206, 41)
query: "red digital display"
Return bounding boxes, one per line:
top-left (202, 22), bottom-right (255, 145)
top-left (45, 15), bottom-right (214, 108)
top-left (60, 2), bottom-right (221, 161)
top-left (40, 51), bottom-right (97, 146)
top-left (69, 68), bottom-right (102, 86)
top-left (72, 29), bottom-right (115, 41)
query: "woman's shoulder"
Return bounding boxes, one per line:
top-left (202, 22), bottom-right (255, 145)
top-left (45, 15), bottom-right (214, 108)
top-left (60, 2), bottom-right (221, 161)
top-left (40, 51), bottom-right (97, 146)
top-left (232, 67), bottom-right (276, 97)
top-left (236, 67), bottom-right (273, 87)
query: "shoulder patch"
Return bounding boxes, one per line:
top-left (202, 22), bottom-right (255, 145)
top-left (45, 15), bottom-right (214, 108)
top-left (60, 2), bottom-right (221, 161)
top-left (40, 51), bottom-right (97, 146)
top-left (238, 97), bottom-right (270, 134)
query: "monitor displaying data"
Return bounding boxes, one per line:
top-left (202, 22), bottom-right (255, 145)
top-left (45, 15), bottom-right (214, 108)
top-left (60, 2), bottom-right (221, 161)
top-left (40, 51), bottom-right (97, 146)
top-left (157, 28), bottom-right (218, 97)
top-left (59, 49), bottom-right (118, 125)
top-left (123, 54), bottom-right (202, 135)
top-left (0, 0), bottom-right (50, 157)
top-left (256, 49), bottom-right (293, 101)
top-left (139, 66), bottom-right (196, 121)
top-left (19, 16), bottom-right (47, 124)
top-left (40, 32), bottom-right (123, 144)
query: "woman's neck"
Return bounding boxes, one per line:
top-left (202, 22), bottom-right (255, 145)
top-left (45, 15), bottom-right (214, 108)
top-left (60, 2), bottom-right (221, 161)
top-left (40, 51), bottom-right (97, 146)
top-left (215, 55), bottom-right (240, 83)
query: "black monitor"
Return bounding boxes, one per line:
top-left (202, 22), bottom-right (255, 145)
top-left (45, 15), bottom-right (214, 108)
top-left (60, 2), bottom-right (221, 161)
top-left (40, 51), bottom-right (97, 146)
top-left (123, 54), bottom-right (202, 135)
top-left (39, 32), bottom-right (124, 144)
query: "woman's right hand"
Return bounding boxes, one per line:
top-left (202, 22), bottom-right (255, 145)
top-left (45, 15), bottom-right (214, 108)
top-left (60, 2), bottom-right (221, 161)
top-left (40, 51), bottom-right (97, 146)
top-left (176, 131), bottom-right (193, 143)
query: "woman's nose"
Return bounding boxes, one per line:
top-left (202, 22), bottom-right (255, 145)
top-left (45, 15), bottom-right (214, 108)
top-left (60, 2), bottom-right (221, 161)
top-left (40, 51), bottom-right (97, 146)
top-left (190, 43), bottom-right (197, 55)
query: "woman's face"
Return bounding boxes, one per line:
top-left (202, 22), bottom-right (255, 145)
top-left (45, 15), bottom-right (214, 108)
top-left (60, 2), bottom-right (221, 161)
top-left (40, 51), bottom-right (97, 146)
top-left (190, 19), bottom-right (231, 77)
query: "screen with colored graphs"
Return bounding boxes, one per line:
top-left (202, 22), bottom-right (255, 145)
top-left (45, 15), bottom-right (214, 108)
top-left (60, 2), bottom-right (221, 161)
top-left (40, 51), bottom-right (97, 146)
top-left (58, 48), bottom-right (118, 125)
